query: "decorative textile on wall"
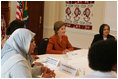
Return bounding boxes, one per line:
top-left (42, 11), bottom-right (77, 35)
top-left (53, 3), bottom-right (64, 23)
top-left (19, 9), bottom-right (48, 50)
top-left (65, 1), bottom-right (94, 30)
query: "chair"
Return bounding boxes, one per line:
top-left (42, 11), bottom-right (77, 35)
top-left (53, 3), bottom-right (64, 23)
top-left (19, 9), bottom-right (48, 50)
top-left (37, 38), bottom-right (49, 55)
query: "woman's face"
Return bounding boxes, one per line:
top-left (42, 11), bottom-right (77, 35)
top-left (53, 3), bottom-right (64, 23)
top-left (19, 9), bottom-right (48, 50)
top-left (103, 26), bottom-right (110, 36)
top-left (57, 25), bottom-right (66, 36)
top-left (28, 37), bottom-right (36, 54)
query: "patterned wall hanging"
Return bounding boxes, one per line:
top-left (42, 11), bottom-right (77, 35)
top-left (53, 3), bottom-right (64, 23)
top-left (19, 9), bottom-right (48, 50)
top-left (65, 1), bottom-right (95, 30)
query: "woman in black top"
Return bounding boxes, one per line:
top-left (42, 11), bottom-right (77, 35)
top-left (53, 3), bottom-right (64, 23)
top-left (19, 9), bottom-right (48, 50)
top-left (91, 24), bottom-right (115, 46)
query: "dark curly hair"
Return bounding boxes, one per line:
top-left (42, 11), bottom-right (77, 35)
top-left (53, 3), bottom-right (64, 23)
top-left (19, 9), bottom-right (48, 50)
top-left (88, 39), bottom-right (117, 72)
top-left (99, 24), bottom-right (110, 35)
top-left (6, 19), bottom-right (25, 35)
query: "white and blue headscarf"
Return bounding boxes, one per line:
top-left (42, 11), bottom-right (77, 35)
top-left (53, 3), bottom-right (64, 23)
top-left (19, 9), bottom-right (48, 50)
top-left (1, 28), bottom-right (35, 65)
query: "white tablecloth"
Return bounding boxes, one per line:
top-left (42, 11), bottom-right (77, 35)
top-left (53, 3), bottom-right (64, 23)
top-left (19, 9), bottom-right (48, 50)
top-left (35, 49), bottom-right (93, 78)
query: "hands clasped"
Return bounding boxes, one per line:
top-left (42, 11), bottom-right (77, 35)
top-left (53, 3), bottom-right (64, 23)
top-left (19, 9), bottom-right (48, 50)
top-left (33, 62), bottom-right (56, 78)
top-left (41, 66), bottom-right (56, 78)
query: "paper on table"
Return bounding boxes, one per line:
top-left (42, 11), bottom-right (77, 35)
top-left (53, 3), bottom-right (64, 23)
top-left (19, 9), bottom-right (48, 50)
top-left (36, 56), bottom-right (60, 70)
top-left (59, 63), bottom-right (78, 76)
top-left (46, 57), bottom-right (60, 67)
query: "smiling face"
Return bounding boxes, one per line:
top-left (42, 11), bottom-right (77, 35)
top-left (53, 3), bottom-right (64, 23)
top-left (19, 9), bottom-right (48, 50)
top-left (28, 37), bottom-right (36, 54)
top-left (57, 25), bottom-right (66, 37)
top-left (103, 26), bottom-right (110, 36)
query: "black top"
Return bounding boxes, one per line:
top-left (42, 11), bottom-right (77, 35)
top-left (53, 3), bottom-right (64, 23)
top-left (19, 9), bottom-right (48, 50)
top-left (91, 34), bottom-right (115, 46)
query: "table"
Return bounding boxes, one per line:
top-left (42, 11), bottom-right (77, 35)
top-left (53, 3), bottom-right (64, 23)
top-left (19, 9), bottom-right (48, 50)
top-left (35, 49), bottom-right (93, 78)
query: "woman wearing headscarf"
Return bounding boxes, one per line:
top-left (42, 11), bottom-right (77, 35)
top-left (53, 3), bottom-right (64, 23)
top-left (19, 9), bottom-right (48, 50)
top-left (1, 28), bottom-right (55, 78)
top-left (46, 21), bottom-right (74, 54)
top-left (1, 19), bottom-right (39, 60)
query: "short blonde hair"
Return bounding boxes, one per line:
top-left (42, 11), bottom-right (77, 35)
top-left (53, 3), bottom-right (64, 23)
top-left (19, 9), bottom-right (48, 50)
top-left (54, 21), bottom-right (65, 34)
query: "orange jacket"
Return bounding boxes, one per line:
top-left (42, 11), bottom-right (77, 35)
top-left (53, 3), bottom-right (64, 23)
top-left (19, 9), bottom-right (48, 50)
top-left (46, 34), bottom-right (74, 54)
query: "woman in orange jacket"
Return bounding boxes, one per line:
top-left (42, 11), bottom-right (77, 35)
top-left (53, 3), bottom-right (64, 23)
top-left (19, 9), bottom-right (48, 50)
top-left (46, 21), bottom-right (74, 54)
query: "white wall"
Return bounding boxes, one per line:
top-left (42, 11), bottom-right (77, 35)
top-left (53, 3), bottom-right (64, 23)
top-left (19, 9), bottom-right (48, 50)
top-left (9, 1), bottom-right (117, 49)
top-left (104, 1), bottom-right (117, 32)
top-left (43, 1), bottom-right (65, 38)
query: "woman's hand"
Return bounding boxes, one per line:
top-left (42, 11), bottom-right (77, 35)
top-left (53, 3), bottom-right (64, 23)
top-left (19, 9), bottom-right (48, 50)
top-left (41, 66), bottom-right (56, 78)
top-left (34, 62), bottom-right (44, 67)
top-left (31, 55), bottom-right (39, 60)
top-left (62, 49), bottom-right (70, 54)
